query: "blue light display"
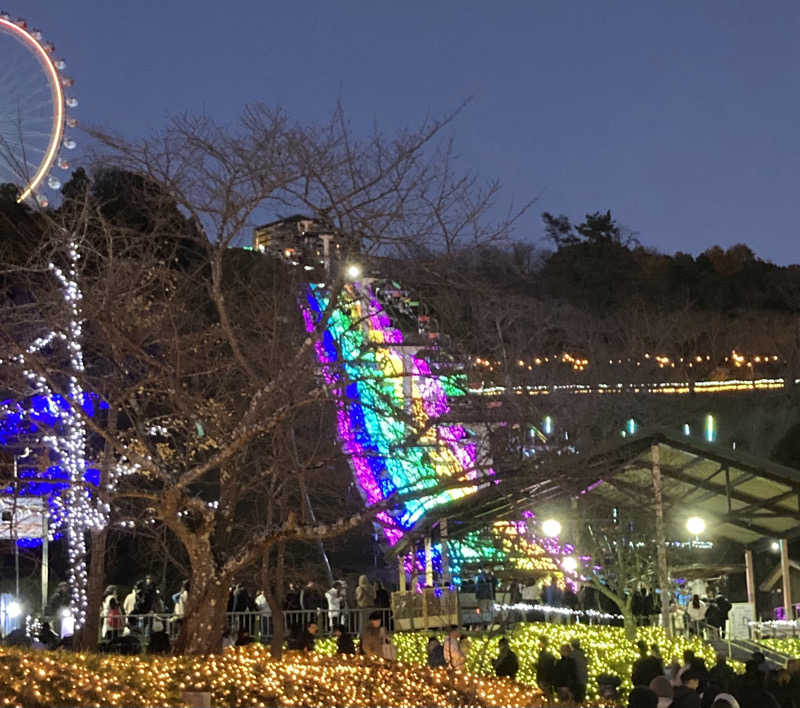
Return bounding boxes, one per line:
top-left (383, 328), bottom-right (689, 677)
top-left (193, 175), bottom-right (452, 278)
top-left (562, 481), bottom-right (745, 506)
top-left (0, 393), bottom-right (103, 545)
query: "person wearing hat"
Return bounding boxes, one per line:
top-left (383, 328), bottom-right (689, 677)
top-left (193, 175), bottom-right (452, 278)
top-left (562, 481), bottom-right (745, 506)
top-left (649, 676), bottom-right (674, 708)
top-left (673, 667), bottom-right (703, 708)
top-left (711, 694), bottom-right (740, 708)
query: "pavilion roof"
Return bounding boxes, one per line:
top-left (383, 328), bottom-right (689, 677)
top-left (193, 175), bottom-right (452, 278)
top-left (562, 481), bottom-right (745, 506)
top-left (388, 428), bottom-right (800, 555)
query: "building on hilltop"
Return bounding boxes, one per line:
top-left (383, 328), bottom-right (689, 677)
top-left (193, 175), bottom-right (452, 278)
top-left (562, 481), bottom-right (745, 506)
top-left (253, 215), bottom-right (359, 274)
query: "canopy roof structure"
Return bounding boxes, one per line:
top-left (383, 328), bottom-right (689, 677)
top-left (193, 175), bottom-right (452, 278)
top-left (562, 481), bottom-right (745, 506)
top-left (580, 430), bottom-right (800, 548)
top-left (390, 429), bottom-right (800, 558)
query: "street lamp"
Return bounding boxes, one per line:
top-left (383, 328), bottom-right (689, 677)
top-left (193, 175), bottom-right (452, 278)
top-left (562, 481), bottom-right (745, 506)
top-left (541, 519), bottom-right (561, 538)
top-left (562, 556), bottom-right (578, 573)
top-left (345, 263), bottom-right (362, 280)
top-left (686, 516), bottom-right (705, 536)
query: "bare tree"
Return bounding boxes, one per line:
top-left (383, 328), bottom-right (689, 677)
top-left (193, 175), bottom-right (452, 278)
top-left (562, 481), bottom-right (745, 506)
top-left (0, 104), bottom-right (525, 654)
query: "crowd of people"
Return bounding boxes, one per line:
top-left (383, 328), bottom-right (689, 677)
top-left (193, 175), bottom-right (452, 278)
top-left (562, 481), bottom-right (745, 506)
top-left (92, 573), bottom-right (394, 652)
top-left (628, 646), bottom-right (800, 708)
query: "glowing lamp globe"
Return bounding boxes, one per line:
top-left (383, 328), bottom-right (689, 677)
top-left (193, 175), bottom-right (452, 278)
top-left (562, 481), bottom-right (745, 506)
top-left (6, 600), bottom-right (22, 619)
top-left (562, 556), bottom-right (578, 573)
top-left (541, 519), bottom-right (561, 538)
top-left (686, 516), bottom-right (705, 536)
top-left (345, 263), bottom-right (362, 280)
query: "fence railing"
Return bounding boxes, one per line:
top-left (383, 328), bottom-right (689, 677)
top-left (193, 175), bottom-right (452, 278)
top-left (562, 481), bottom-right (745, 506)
top-left (748, 620), bottom-right (800, 639)
top-left (94, 607), bottom-right (395, 647)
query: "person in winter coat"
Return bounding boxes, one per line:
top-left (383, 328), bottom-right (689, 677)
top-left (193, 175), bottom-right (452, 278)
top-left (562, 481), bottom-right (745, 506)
top-left (232, 584), bottom-right (251, 613)
top-left (356, 575), bottom-right (376, 607)
top-left (443, 626), bottom-right (467, 669)
top-left (375, 581), bottom-right (390, 608)
top-left (359, 612), bottom-right (386, 658)
top-left (735, 661), bottom-right (781, 708)
top-left (552, 643), bottom-right (580, 702)
top-left (536, 635), bottom-right (557, 698)
top-left (493, 637), bottom-right (519, 680)
top-left (290, 621), bottom-right (317, 652)
top-left (629, 686), bottom-right (659, 708)
top-left (356, 575), bottom-right (377, 630)
top-left (326, 582), bottom-right (344, 628)
top-left (687, 595), bottom-right (707, 636)
top-left (284, 582), bottom-right (301, 632)
top-left (672, 668), bottom-right (703, 708)
top-left (571, 638), bottom-right (588, 701)
top-left (101, 586), bottom-right (119, 639)
top-left (633, 640), bottom-right (665, 687)
top-left (708, 654), bottom-right (737, 694)
top-left (172, 580), bottom-right (189, 620)
top-left (104, 597), bottom-right (124, 640)
top-left (427, 637), bottom-right (446, 667)
top-left (335, 624), bottom-right (355, 654)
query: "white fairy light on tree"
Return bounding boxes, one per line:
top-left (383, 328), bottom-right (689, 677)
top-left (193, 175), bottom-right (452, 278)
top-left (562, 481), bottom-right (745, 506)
top-left (9, 235), bottom-right (108, 627)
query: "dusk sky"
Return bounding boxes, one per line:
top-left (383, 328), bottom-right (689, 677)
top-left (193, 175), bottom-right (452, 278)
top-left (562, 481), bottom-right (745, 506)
top-left (18, 1), bottom-right (800, 264)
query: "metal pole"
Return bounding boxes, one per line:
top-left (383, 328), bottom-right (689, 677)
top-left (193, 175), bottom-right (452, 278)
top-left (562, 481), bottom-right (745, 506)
top-left (781, 538), bottom-right (792, 620)
top-left (440, 518), bottom-right (450, 585)
top-left (13, 456), bottom-right (19, 599)
top-left (651, 443), bottom-right (673, 638)
top-left (41, 501), bottom-right (48, 615)
top-left (398, 556), bottom-right (406, 592)
top-left (744, 549), bottom-right (756, 605)
top-left (424, 536), bottom-right (433, 587)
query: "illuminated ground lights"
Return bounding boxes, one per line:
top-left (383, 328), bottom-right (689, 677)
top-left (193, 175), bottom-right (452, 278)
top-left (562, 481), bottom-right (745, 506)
top-left (0, 646), bottom-right (538, 708)
top-left (0, 625), bottom-right (735, 707)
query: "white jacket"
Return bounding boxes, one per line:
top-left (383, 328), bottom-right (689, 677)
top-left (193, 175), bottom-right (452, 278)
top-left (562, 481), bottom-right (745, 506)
top-left (443, 637), bottom-right (466, 668)
top-left (686, 602), bottom-right (707, 621)
top-left (173, 590), bottom-right (188, 618)
top-left (325, 588), bottom-right (343, 611)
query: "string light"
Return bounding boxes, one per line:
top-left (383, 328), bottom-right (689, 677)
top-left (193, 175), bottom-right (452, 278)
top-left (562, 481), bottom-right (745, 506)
top-left (303, 283), bottom-right (492, 546)
top-left (0, 623), bottom-right (740, 706)
top-left (0, 237), bottom-right (107, 627)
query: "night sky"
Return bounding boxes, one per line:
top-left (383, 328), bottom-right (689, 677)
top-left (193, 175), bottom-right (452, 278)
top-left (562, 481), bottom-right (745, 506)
top-left (16, 1), bottom-right (800, 264)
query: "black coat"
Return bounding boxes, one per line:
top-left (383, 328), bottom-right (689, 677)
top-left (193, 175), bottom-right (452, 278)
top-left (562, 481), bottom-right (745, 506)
top-left (553, 656), bottom-right (579, 693)
top-left (632, 656), bottom-right (664, 687)
top-left (336, 633), bottom-right (356, 654)
top-left (537, 651), bottom-right (557, 689)
top-left (672, 685), bottom-right (702, 708)
top-left (428, 644), bottom-right (446, 668)
top-left (494, 648), bottom-right (519, 680)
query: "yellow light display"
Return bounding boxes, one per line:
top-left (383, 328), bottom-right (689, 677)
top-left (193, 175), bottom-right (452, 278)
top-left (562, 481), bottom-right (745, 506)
top-left (0, 623), bottom-right (744, 707)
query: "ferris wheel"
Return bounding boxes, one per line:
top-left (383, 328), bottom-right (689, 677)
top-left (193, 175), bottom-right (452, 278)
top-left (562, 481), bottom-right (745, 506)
top-left (0, 12), bottom-right (76, 206)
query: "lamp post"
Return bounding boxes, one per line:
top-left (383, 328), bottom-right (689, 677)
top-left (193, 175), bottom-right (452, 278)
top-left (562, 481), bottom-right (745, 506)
top-left (11, 448), bottom-right (32, 600)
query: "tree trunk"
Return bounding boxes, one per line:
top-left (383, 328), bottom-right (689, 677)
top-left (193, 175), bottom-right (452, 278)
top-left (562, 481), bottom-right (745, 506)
top-left (76, 527), bottom-right (107, 650)
top-left (270, 607), bottom-right (285, 660)
top-left (175, 564), bottom-right (229, 655)
top-left (622, 608), bottom-right (637, 640)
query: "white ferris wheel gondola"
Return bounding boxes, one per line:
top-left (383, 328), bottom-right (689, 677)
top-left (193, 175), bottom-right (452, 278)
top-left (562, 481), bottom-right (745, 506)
top-left (0, 12), bottom-right (76, 206)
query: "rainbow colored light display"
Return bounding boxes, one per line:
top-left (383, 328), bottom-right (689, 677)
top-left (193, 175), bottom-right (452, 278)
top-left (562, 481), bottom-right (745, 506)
top-left (304, 283), bottom-right (491, 545)
top-left (303, 282), bottom-right (577, 581)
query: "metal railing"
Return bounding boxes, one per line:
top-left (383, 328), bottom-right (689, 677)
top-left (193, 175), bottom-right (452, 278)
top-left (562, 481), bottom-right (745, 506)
top-left (93, 607), bottom-right (395, 649)
top-left (748, 619), bottom-right (800, 640)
